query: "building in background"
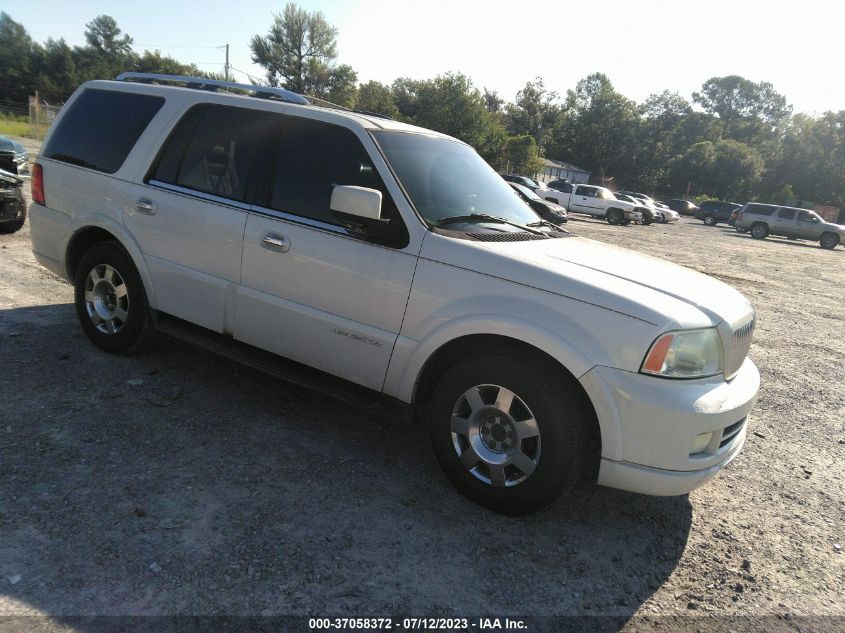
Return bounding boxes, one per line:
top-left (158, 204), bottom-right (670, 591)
top-left (537, 158), bottom-right (590, 184)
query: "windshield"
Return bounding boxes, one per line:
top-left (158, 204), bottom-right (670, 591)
top-left (372, 131), bottom-right (540, 226)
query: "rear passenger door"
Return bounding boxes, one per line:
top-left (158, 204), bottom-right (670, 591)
top-left (125, 104), bottom-right (274, 333)
top-left (774, 207), bottom-right (797, 237)
top-left (234, 115), bottom-right (418, 391)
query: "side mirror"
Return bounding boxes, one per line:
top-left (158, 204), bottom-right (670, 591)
top-left (330, 185), bottom-right (390, 234)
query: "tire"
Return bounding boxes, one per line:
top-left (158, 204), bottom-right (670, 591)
top-left (73, 241), bottom-right (155, 354)
top-left (0, 205), bottom-right (26, 234)
top-left (606, 208), bottom-right (622, 225)
top-left (750, 223), bottom-right (769, 240)
top-left (703, 214), bottom-right (717, 226)
top-left (819, 232), bottom-right (840, 250)
top-left (620, 219), bottom-right (631, 226)
top-left (428, 353), bottom-right (589, 515)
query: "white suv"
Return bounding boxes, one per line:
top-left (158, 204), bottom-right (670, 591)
top-left (29, 74), bottom-right (760, 515)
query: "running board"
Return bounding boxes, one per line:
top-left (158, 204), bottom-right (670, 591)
top-left (155, 315), bottom-right (383, 410)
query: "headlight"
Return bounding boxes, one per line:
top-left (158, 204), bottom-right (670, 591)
top-left (640, 328), bottom-right (722, 378)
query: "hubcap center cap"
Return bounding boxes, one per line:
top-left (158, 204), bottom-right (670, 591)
top-left (480, 414), bottom-right (514, 453)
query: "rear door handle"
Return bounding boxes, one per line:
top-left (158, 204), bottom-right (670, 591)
top-left (261, 231), bottom-right (291, 253)
top-left (135, 198), bottom-right (157, 215)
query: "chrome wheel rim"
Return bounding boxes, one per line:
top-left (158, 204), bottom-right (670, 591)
top-left (84, 264), bottom-right (129, 334)
top-left (752, 226), bottom-right (765, 238)
top-left (450, 384), bottom-right (541, 487)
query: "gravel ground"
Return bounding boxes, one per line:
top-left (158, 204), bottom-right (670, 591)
top-left (1, 145), bottom-right (843, 632)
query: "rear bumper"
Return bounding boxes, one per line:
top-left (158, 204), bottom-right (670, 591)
top-left (29, 203), bottom-right (71, 279)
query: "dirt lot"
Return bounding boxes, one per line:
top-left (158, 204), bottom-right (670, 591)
top-left (1, 148), bottom-right (843, 631)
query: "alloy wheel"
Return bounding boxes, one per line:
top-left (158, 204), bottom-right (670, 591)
top-left (450, 384), bottom-right (541, 487)
top-left (84, 264), bottom-right (130, 334)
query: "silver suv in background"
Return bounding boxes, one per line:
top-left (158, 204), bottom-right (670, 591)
top-left (735, 203), bottom-right (845, 249)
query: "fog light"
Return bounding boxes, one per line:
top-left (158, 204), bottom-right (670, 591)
top-left (691, 432), bottom-right (713, 454)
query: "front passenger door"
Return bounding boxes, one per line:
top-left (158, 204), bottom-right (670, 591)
top-left (235, 115), bottom-right (418, 391)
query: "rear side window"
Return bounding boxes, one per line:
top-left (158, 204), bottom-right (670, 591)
top-left (43, 89), bottom-right (164, 174)
top-left (745, 204), bottom-right (775, 216)
top-left (151, 104), bottom-right (276, 202)
top-left (778, 208), bottom-right (796, 220)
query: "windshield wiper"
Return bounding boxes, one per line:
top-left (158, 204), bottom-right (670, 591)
top-left (435, 213), bottom-right (549, 237)
top-left (527, 219), bottom-right (569, 233)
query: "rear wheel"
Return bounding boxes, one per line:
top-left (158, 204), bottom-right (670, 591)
top-left (428, 354), bottom-right (589, 515)
top-left (750, 223), bottom-right (769, 240)
top-left (820, 232), bottom-right (840, 250)
top-left (73, 241), bottom-right (155, 354)
top-left (703, 214), bottom-right (717, 226)
top-left (606, 208), bottom-right (623, 225)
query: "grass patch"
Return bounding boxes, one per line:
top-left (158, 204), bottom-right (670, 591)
top-left (0, 113), bottom-right (30, 138)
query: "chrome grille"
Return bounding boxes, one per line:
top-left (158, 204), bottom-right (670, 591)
top-left (725, 317), bottom-right (755, 378)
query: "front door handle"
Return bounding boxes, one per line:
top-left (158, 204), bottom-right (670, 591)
top-left (135, 198), bottom-right (157, 215)
top-left (261, 231), bottom-right (291, 253)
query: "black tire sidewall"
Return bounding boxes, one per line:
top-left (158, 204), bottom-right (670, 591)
top-left (751, 224), bottom-right (768, 239)
top-left (428, 354), bottom-right (587, 515)
top-left (74, 242), bottom-right (151, 354)
top-left (820, 233), bottom-right (839, 249)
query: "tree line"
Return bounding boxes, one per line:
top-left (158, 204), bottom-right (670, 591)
top-left (1, 6), bottom-right (843, 208)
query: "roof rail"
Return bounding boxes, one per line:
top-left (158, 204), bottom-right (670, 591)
top-left (114, 72), bottom-right (310, 106)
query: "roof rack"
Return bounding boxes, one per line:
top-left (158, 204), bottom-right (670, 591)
top-left (115, 72), bottom-right (310, 106)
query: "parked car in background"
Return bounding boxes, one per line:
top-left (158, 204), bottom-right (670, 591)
top-left (662, 198), bottom-right (700, 216)
top-left (501, 174), bottom-right (543, 192)
top-left (0, 136), bottom-right (29, 176)
top-left (508, 182), bottom-right (568, 226)
top-left (546, 179), bottom-right (573, 192)
top-left (729, 210), bottom-right (747, 233)
top-left (29, 73), bottom-right (759, 515)
top-left (617, 191), bottom-right (680, 223)
top-left (696, 200), bottom-right (742, 226)
top-left (0, 169), bottom-right (27, 234)
top-left (734, 203), bottom-right (845, 249)
top-left (615, 193), bottom-right (662, 223)
top-left (541, 183), bottom-right (644, 225)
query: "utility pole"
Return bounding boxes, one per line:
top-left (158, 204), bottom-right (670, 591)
top-left (224, 44), bottom-right (230, 82)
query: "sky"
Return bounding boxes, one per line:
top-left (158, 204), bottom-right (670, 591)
top-left (7, 0), bottom-right (845, 115)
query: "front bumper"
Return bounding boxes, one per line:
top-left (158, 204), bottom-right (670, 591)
top-left (579, 357), bottom-right (759, 496)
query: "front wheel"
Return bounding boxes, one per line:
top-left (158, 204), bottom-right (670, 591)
top-left (74, 241), bottom-right (155, 354)
top-left (428, 354), bottom-right (589, 515)
top-left (703, 215), bottom-right (717, 226)
top-left (820, 232), bottom-right (840, 250)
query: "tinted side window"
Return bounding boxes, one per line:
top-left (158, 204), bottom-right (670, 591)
top-left (575, 186), bottom-right (592, 197)
top-left (269, 117), bottom-right (407, 246)
top-left (745, 204), bottom-right (774, 216)
top-left (43, 89), bottom-right (164, 174)
top-left (778, 208), bottom-right (796, 220)
top-left (151, 104), bottom-right (275, 202)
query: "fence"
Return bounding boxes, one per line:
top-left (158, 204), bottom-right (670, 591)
top-left (28, 95), bottom-right (62, 140)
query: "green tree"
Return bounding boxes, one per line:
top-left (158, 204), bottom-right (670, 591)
top-left (0, 12), bottom-right (38, 102)
top-left (669, 139), bottom-right (763, 200)
top-left (83, 15), bottom-right (133, 58)
top-left (250, 2), bottom-right (352, 101)
top-left (549, 73), bottom-right (639, 183)
top-left (504, 77), bottom-right (560, 152)
top-left (506, 134), bottom-right (543, 176)
top-left (357, 80), bottom-right (399, 118)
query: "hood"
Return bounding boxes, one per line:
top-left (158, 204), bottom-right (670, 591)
top-left (422, 232), bottom-right (754, 329)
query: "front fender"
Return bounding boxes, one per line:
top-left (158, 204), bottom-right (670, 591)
top-left (383, 314), bottom-right (595, 404)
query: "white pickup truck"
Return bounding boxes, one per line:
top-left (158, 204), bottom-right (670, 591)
top-left (542, 183), bottom-right (646, 225)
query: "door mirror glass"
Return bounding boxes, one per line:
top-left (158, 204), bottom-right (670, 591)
top-left (330, 185), bottom-right (389, 233)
